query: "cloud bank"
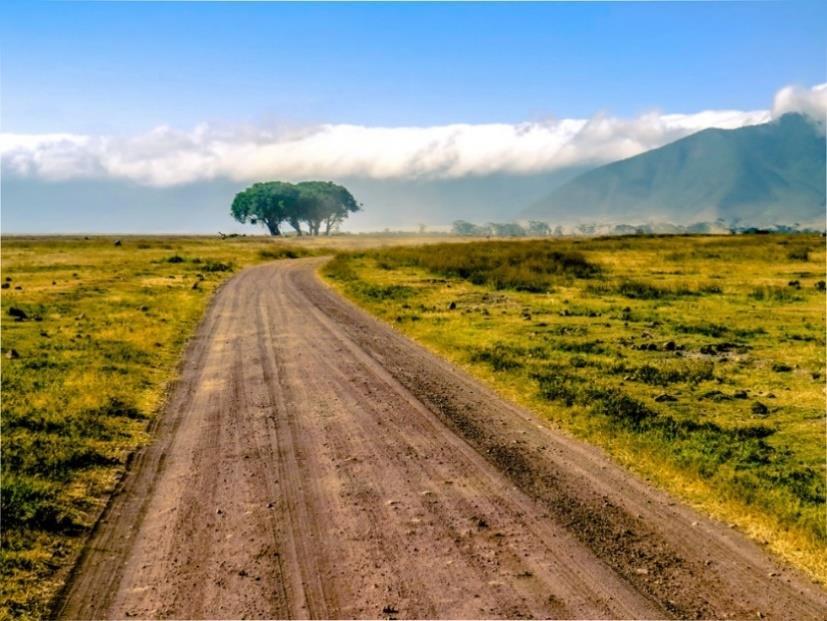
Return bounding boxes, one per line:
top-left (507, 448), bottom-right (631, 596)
top-left (2, 84), bottom-right (822, 187)
top-left (772, 83), bottom-right (827, 121)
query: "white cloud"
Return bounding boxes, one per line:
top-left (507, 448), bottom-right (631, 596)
top-left (772, 83), bottom-right (827, 123)
top-left (2, 83), bottom-right (821, 187)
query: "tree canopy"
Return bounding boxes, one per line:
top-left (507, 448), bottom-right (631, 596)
top-left (231, 181), bottom-right (360, 236)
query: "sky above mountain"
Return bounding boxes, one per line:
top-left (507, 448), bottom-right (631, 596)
top-left (1, 1), bottom-right (826, 232)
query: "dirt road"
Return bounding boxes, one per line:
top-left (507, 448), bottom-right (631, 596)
top-left (56, 258), bottom-right (826, 620)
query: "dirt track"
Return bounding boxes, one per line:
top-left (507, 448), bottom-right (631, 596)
top-left (56, 258), bottom-right (826, 620)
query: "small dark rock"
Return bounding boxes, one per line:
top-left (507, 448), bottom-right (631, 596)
top-left (733, 390), bottom-right (749, 399)
top-left (700, 390), bottom-right (731, 402)
top-left (771, 363), bottom-right (793, 372)
top-left (663, 340), bottom-right (677, 351)
top-left (114, 239), bottom-right (122, 246)
top-left (4, 277), bottom-right (11, 282)
top-left (382, 605), bottom-right (399, 615)
top-left (1, 283), bottom-right (8, 289)
top-left (655, 393), bottom-right (678, 402)
top-left (816, 281), bottom-right (826, 292)
top-left (787, 280), bottom-right (800, 289)
top-left (8, 307), bottom-right (27, 321)
top-left (14, 286), bottom-right (22, 290)
top-left (751, 402), bottom-right (769, 416)
top-left (5, 349), bottom-right (20, 359)
top-left (448, 301), bottom-right (456, 310)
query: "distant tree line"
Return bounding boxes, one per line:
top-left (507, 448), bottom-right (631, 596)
top-left (451, 219), bottom-right (825, 238)
top-left (231, 181), bottom-right (360, 236)
top-left (451, 220), bottom-right (554, 237)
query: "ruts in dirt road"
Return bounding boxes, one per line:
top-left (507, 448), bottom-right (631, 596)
top-left (57, 258), bottom-right (827, 620)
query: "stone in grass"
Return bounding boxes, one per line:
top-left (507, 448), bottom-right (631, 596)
top-left (771, 363), bottom-right (793, 373)
top-left (654, 393), bottom-right (678, 403)
top-left (751, 402), bottom-right (770, 416)
top-left (8, 307), bottom-right (27, 321)
top-left (5, 349), bottom-right (20, 359)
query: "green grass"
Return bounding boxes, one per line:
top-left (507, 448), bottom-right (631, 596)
top-left (322, 234), bottom-right (827, 583)
top-left (0, 235), bottom-right (324, 620)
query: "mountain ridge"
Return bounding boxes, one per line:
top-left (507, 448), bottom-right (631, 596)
top-left (522, 113), bottom-right (826, 227)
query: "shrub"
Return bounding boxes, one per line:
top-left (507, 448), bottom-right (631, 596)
top-left (788, 247), bottom-right (810, 261)
top-left (470, 343), bottom-right (524, 371)
top-left (258, 246), bottom-right (312, 260)
top-left (369, 241), bottom-right (600, 292)
top-left (355, 283), bottom-right (414, 301)
top-left (202, 260), bottom-right (234, 273)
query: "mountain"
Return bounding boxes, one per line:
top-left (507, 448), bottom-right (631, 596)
top-left (522, 113), bottom-right (826, 228)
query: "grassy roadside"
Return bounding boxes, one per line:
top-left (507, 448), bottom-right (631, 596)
top-left (0, 236), bottom-right (319, 620)
top-left (321, 234), bottom-right (827, 583)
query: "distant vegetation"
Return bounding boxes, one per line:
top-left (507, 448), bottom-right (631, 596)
top-left (231, 180), bottom-right (360, 236)
top-left (451, 218), bottom-right (824, 238)
top-left (323, 234), bottom-right (827, 582)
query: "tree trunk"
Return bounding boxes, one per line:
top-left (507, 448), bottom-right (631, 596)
top-left (264, 220), bottom-right (281, 236)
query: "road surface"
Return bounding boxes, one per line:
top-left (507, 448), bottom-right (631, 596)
top-left (56, 258), bottom-right (826, 620)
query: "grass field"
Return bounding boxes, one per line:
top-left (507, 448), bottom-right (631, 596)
top-left (1, 233), bottom-right (824, 617)
top-left (322, 234), bottom-right (827, 582)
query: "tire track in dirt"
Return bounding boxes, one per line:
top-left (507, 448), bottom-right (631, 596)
top-left (56, 258), bottom-right (827, 620)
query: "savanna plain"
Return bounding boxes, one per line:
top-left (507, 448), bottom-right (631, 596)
top-left (0, 233), bottom-right (825, 619)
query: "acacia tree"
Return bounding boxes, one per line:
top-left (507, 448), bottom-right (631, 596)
top-left (296, 181), bottom-right (361, 235)
top-left (230, 180), bottom-right (360, 236)
top-left (230, 181), bottom-right (300, 236)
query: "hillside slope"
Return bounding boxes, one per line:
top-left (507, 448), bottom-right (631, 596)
top-left (523, 113), bottom-right (826, 226)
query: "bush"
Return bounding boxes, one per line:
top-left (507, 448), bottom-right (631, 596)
top-left (470, 343), bottom-right (524, 371)
top-left (258, 246), bottom-right (312, 260)
top-left (788, 247), bottom-right (810, 261)
top-left (749, 286), bottom-right (801, 302)
top-left (354, 283), bottom-right (414, 301)
top-left (370, 241), bottom-right (600, 292)
top-left (202, 261), bottom-right (234, 273)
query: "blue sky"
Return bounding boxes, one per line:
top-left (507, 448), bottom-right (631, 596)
top-left (2, 1), bottom-right (826, 134)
